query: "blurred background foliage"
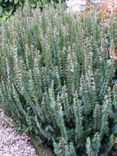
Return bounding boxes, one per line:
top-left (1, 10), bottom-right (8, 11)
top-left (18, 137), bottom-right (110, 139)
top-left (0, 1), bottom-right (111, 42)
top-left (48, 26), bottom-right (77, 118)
top-left (0, 0), bottom-right (66, 20)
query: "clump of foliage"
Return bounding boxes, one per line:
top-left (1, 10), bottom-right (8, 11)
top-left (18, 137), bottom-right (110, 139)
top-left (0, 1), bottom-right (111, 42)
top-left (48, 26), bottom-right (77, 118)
top-left (0, 0), bottom-right (66, 19)
top-left (0, 4), bottom-right (117, 156)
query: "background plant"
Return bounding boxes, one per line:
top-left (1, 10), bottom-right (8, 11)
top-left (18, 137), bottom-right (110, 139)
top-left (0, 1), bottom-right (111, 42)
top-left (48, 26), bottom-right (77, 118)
top-left (0, 0), bottom-right (66, 19)
top-left (0, 3), bottom-right (117, 156)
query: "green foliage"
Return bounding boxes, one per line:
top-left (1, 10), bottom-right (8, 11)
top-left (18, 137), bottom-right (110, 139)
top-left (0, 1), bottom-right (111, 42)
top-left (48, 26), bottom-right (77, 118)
top-left (0, 0), bottom-right (66, 19)
top-left (0, 4), bottom-right (117, 156)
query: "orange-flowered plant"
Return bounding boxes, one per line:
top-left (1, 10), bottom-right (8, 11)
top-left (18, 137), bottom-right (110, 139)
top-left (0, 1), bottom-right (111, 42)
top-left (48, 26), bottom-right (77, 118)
top-left (109, 49), bottom-right (117, 60)
top-left (99, 0), bottom-right (117, 62)
top-left (99, 0), bottom-right (117, 19)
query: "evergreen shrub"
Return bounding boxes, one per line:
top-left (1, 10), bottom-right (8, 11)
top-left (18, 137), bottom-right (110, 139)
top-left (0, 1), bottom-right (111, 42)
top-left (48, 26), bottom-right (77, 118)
top-left (0, 4), bottom-right (117, 156)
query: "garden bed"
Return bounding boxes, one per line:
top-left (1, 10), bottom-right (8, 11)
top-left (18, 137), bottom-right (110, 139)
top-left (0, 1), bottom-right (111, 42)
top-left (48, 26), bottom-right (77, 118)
top-left (0, 2), bottom-right (117, 156)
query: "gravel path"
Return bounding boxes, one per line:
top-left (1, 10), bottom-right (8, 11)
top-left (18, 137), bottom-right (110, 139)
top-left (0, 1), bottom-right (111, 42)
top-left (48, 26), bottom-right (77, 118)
top-left (0, 109), bottom-right (38, 156)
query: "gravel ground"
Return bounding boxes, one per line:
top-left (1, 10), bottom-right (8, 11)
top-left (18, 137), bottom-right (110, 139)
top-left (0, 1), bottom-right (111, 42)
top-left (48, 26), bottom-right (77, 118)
top-left (0, 109), bottom-right (38, 156)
